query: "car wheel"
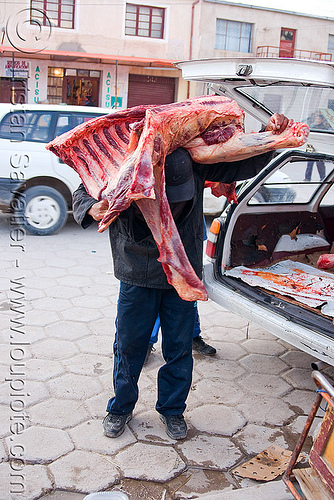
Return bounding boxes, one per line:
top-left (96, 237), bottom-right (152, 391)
top-left (15, 186), bottom-right (68, 236)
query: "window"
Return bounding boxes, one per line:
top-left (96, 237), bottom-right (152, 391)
top-left (215, 19), bottom-right (252, 52)
top-left (125, 3), bottom-right (164, 38)
top-left (328, 34), bottom-right (334, 56)
top-left (47, 67), bottom-right (64, 104)
top-left (31, 0), bottom-right (75, 29)
top-left (0, 111), bottom-right (53, 142)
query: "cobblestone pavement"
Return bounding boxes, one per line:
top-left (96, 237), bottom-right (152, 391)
top-left (1, 215), bottom-right (334, 500)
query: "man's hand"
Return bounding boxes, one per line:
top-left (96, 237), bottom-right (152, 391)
top-left (88, 200), bottom-right (109, 221)
top-left (265, 113), bottom-right (294, 135)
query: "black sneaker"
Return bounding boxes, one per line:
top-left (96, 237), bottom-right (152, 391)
top-left (144, 344), bottom-right (156, 365)
top-left (159, 414), bottom-right (187, 440)
top-left (192, 335), bottom-right (216, 356)
top-left (103, 412), bottom-right (132, 438)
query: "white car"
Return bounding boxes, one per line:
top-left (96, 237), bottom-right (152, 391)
top-left (177, 57), bottom-right (334, 366)
top-left (0, 103), bottom-right (108, 235)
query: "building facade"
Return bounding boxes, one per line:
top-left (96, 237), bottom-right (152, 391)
top-left (0, 0), bottom-right (333, 108)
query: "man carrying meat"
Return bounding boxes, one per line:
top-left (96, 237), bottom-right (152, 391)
top-left (72, 112), bottom-right (290, 441)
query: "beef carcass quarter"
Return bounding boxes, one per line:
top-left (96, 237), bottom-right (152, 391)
top-left (46, 95), bottom-right (309, 302)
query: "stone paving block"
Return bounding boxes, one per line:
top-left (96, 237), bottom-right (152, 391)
top-left (45, 285), bottom-right (83, 300)
top-left (71, 295), bottom-right (111, 309)
top-left (240, 353), bottom-right (288, 375)
top-left (87, 318), bottom-right (115, 337)
top-left (134, 386), bottom-right (160, 416)
top-left (30, 338), bottom-right (79, 360)
top-left (95, 371), bottom-right (114, 391)
top-left (0, 379), bottom-right (49, 408)
top-left (195, 480), bottom-right (292, 499)
top-left (207, 311), bottom-right (249, 330)
top-left (238, 395), bottom-right (295, 426)
top-left (77, 334), bottom-right (113, 355)
top-left (0, 462), bottom-right (52, 500)
top-left (55, 249), bottom-right (88, 260)
top-left (83, 283), bottom-right (116, 298)
top-left (47, 373), bottom-right (103, 400)
top-left (66, 265), bottom-right (100, 277)
top-left (25, 309), bottom-right (60, 327)
top-left (84, 391), bottom-right (111, 419)
top-left (282, 368), bottom-right (316, 391)
top-left (238, 373), bottom-right (292, 397)
top-left (286, 414), bottom-right (324, 440)
top-left (60, 307), bottom-right (102, 322)
top-left (69, 419), bottom-right (136, 453)
top-left (235, 423), bottom-right (288, 454)
top-left (100, 305), bottom-right (117, 320)
top-left (62, 353), bottom-right (111, 376)
top-left (194, 358), bottom-right (246, 381)
top-left (283, 389), bottom-right (316, 414)
top-left (34, 267), bottom-right (68, 279)
top-left (178, 434), bottom-right (243, 469)
top-left (211, 342), bottom-right (247, 361)
top-left (128, 410), bottom-right (174, 444)
top-left (26, 287), bottom-right (47, 301)
top-left (241, 339), bottom-right (286, 356)
top-left (29, 398), bottom-right (91, 429)
top-left (245, 324), bottom-right (277, 341)
top-left (0, 403), bottom-right (26, 438)
top-left (45, 320), bottom-right (91, 341)
top-left (114, 442), bottom-right (186, 482)
top-left (27, 276), bottom-right (66, 290)
top-left (188, 404), bottom-right (246, 436)
top-left (188, 378), bottom-right (244, 408)
top-left (25, 358), bottom-right (65, 381)
top-left (56, 276), bottom-right (93, 288)
top-left (31, 297), bottom-right (72, 312)
top-left (201, 325), bottom-right (246, 344)
top-left (49, 449), bottom-right (120, 492)
top-left (280, 349), bottom-right (317, 368)
top-left (5, 426), bottom-right (73, 463)
top-left (0, 439), bottom-right (6, 461)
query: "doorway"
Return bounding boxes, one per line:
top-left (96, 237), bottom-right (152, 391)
top-left (64, 77), bottom-right (100, 106)
top-left (279, 28), bottom-right (296, 58)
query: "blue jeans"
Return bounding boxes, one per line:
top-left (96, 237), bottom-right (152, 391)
top-left (150, 303), bottom-right (201, 344)
top-left (106, 283), bottom-right (196, 416)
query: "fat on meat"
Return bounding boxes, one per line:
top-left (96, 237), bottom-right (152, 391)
top-left (46, 95), bottom-right (309, 302)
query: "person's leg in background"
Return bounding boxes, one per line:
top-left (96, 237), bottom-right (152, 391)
top-left (304, 161), bottom-right (314, 181)
top-left (316, 161), bottom-right (326, 181)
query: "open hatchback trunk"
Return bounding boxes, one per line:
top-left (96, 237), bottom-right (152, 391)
top-left (176, 58), bottom-right (334, 365)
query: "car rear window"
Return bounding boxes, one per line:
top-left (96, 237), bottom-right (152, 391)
top-left (237, 86), bottom-right (334, 132)
top-left (0, 111), bottom-right (53, 142)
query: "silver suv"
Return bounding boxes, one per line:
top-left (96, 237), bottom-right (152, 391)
top-left (177, 57), bottom-right (334, 366)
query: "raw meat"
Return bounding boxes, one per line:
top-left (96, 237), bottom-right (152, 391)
top-left (46, 95), bottom-right (309, 302)
top-left (318, 254), bottom-right (334, 269)
top-left (225, 260), bottom-right (334, 317)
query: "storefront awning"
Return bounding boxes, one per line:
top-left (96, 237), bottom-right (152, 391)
top-left (0, 45), bottom-right (177, 68)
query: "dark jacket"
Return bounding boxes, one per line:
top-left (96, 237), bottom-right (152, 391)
top-left (73, 150), bottom-right (272, 289)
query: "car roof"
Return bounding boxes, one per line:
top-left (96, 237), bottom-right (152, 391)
top-left (0, 103), bottom-right (111, 114)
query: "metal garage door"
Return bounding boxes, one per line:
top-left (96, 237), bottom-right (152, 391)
top-left (127, 74), bottom-right (176, 107)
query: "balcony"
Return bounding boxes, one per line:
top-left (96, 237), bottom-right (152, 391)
top-left (256, 46), bottom-right (332, 61)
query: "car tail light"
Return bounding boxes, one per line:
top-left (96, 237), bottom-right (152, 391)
top-left (206, 218), bottom-right (221, 260)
